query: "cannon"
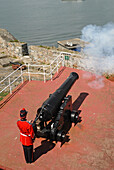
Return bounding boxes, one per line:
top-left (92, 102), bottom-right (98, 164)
top-left (10, 61), bottom-right (26, 70)
top-left (33, 72), bottom-right (81, 143)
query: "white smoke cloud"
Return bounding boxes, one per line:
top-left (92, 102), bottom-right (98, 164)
top-left (82, 72), bottom-right (105, 89)
top-left (81, 23), bottom-right (114, 75)
top-left (88, 76), bottom-right (105, 89)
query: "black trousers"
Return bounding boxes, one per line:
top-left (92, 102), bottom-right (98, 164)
top-left (22, 145), bottom-right (33, 163)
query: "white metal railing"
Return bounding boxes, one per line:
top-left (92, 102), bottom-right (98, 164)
top-left (0, 53), bottom-right (67, 94)
top-left (27, 54), bottom-right (64, 82)
top-left (0, 65), bottom-right (24, 94)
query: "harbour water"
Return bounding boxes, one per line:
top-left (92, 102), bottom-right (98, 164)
top-left (0, 0), bottom-right (114, 47)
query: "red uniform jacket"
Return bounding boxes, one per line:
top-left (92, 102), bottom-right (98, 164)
top-left (17, 119), bottom-right (34, 146)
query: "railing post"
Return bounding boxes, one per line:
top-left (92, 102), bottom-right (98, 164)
top-left (44, 71), bottom-right (46, 83)
top-left (29, 72), bottom-right (30, 81)
top-left (71, 56), bottom-right (73, 68)
top-left (50, 65), bottom-right (52, 81)
top-left (21, 67), bottom-right (23, 83)
top-left (43, 66), bottom-right (45, 83)
top-left (28, 64), bottom-right (29, 72)
top-left (62, 55), bottom-right (64, 66)
top-left (9, 77), bottom-right (12, 94)
top-left (28, 64), bottom-right (30, 81)
top-left (57, 58), bottom-right (58, 73)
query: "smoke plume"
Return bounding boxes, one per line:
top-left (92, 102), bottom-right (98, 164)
top-left (81, 23), bottom-right (114, 75)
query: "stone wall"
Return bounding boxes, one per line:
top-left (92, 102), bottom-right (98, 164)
top-left (28, 45), bottom-right (60, 64)
top-left (0, 28), bottom-right (29, 58)
top-left (28, 45), bottom-right (83, 69)
top-left (7, 42), bottom-right (28, 57)
top-left (0, 41), bottom-right (28, 58)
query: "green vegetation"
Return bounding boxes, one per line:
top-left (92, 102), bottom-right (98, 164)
top-left (10, 56), bottom-right (17, 59)
top-left (39, 45), bottom-right (50, 49)
top-left (106, 75), bottom-right (109, 79)
top-left (104, 73), bottom-right (114, 81)
top-left (0, 97), bottom-right (3, 101)
top-left (0, 91), bottom-right (9, 101)
top-left (10, 40), bottom-right (19, 43)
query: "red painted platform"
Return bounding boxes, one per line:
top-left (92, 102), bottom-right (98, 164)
top-left (0, 67), bottom-right (114, 170)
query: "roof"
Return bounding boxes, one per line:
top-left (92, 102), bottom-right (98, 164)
top-left (57, 38), bottom-right (88, 49)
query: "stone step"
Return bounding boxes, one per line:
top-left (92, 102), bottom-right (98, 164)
top-left (0, 54), bottom-right (8, 59)
top-left (0, 57), bottom-right (14, 67)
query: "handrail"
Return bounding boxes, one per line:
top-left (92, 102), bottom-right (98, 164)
top-left (0, 54), bottom-right (66, 94)
top-left (27, 54), bottom-right (64, 82)
top-left (0, 65), bottom-right (22, 84)
top-left (0, 65), bottom-right (24, 94)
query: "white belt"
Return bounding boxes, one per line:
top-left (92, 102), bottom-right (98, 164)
top-left (20, 132), bottom-right (31, 137)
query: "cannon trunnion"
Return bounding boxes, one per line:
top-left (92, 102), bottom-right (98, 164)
top-left (33, 72), bottom-right (81, 143)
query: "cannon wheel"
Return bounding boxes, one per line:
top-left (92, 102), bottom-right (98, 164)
top-left (71, 111), bottom-right (79, 123)
top-left (56, 130), bottom-right (66, 142)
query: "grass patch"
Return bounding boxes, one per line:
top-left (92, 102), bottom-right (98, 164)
top-left (0, 97), bottom-right (3, 101)
top-left (0, 91), bottom-right (9, 101)
top-left (104, 73), bottom-right (114, 81)
top-left (39, 45), bottom-right (50, 49)
top-left (10, 40), bottom-right (19, 43)
top-left (106, 75), bottom-right (109, 79)
top-left (12, 56), bottom-right (18, 59)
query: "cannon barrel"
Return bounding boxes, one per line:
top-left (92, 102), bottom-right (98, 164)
top-left (39, 72), bottom-right (79, 122)
top-left (10, 61), bottom-right (22, 65)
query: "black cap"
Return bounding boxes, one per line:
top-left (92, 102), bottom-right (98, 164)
top-left (20, 108), bottom-right (28, 118)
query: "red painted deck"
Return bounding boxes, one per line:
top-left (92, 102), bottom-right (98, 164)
top-left (0, 67), bottom-right (114, 170)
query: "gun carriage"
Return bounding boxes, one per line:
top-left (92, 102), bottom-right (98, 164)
top-left (33, 72), bottom-right (81, 143)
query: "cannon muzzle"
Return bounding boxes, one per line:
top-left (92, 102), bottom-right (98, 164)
top-left (39, 72), bottom-right (79, 122)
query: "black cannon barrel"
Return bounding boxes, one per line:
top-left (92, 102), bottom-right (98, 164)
top-left (39, 72), bottom-right (79, 122)
top-left (10, 61), bottom-right (22, 65)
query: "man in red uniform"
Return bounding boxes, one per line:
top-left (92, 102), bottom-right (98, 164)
top-left (17, 108), bottom-right (35, 163)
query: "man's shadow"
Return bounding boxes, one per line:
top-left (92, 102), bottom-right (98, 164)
top-left (33, 140), bottom-right (55, 162)
top-left (33, 92), bottom-right (89, 162)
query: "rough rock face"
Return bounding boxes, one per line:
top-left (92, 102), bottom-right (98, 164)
top-left (0, 28), bottom-right (17, 42)
top-left (0, 54), bottom-right (13, 67)
top-left (0, 28), bottom-right (29, 58)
